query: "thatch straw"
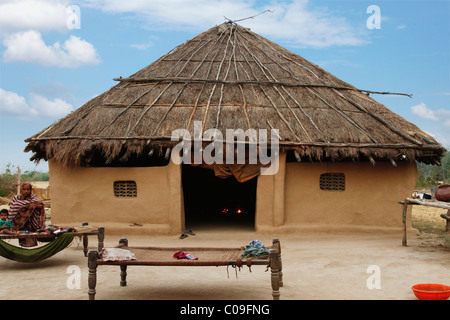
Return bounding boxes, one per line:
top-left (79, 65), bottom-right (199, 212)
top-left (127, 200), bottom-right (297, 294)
top-left (25, 22), bottom-right (446, 167)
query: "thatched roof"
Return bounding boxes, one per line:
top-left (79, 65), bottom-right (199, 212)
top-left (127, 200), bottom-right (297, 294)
top-left (25, 22), bottom-right (446, 167)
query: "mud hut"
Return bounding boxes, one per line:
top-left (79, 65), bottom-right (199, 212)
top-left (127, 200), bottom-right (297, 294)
top-left (25, 22), bottom-right (446, 235)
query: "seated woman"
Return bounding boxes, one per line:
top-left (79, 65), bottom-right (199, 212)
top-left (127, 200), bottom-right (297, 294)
top-left (8, 182), bottom-right (46, 246)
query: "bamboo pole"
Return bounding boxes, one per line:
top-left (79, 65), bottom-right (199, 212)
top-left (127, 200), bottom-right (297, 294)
top-left (25, 135), bottom-right (444, 151)
top-left (402, 200), bottom-right (408, 247)
top-left (405, 198), bottom-right (450, 210)
top-left (113, 77), bottom-right (413, 97)
top-left (16, 166), bottom-right (21, 195)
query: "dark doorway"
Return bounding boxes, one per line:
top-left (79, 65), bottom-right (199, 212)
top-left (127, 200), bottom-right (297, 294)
top-left (182, 165), bottom-right (257, 230)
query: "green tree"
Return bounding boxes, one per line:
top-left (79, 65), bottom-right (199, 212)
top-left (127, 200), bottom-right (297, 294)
top-left (0, 164), bottom-right (18, 197)
top-left (0, 164), bottom-right (49, 197)
top-left (416, 151), bottom-right (449, 188)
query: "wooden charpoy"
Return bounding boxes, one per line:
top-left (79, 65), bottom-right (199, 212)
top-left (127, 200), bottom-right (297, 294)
top-left (0, 223), bottom-right (105, 257)
top-left (399, 198), bottom-right (450, 246)
top-left (88, 238), bottom-right (283, 300)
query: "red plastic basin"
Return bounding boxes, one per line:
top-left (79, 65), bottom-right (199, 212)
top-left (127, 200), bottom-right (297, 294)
top-left (411, 284), bottom-right (450, 300)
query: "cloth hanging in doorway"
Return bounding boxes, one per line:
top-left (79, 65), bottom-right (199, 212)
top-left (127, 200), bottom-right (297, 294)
top-left (196, 163), bottom-right (262, 182)
top-left (213, 164), bottom-right (261, 182)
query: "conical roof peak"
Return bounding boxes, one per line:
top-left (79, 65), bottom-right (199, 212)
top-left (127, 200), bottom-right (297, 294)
top-left (25, 23), bottom-right (445, 166)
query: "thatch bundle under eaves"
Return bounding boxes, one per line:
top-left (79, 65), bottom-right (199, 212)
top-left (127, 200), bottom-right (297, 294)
top-left (24, 22), bottom-right (446, 235)
top-left (25, 22), bottom-right (445, 168)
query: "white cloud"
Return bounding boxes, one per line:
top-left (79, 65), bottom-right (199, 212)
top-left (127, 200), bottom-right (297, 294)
top-left (411, 102), bottom-right (439, 121)
top-left (0, 0), bottom-right (69, 36)
top-left (411, 102), bottom-right (450, 148)
top-left (29, 93), bottom-right (74, 118)
top-left (0, 88), bottom-right (35, 117)
top-left (131, 42), bottom-right (153, 50)
top-left (412, 102), bottom-right (450, 126)
top-left (0, 88), bottom-right (73, 120)
top-left (425, 131), bottom-right (450, 149)
top-left (130, 35), bottom-right (159, 51)
top-left (83, 0), bottom-right (250, 26)
top-left (0, 0), bottom-right (100, 68)
top-left (3, 30), bottom-right (100, 68)
top-left (83, 0), bottom-right (366, 48)
top-left (247, 1), bottom-right (366, 47)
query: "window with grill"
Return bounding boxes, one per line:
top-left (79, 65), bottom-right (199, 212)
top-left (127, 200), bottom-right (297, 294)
top-left (114, 181), bottom-right (137, 198)
top-left (320, 173), bottom-right (345, 191)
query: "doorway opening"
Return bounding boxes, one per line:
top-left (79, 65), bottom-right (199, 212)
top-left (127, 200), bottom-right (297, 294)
top-left (182, 164), bottom-right (257, 231)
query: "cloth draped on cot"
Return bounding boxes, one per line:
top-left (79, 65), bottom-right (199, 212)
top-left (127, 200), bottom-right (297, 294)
top-left (0, 232), bottom-right (75, 263)
top-left (241, 240), bottom-right (270, 258)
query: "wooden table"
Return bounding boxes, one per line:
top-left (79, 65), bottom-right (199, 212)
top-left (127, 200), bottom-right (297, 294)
top-left (399, 198), bottom-right (450, 246)
top-left (88, 238), bottom-right (283, 300)
top-left (0, 223), bottom-right (105, 256)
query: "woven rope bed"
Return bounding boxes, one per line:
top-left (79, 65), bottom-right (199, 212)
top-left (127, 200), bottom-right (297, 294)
top-left (125, 246), bottom-right (245, 263)
top-left (0, 225), bottom-right (104, 262)
top-left (87, 238), bottom-right (283, 300)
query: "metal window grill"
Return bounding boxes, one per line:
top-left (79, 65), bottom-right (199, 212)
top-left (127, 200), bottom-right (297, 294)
top-left (114, 181), bottom-right (137, 198)
top-left (320, 173), bottom-right (345, 191)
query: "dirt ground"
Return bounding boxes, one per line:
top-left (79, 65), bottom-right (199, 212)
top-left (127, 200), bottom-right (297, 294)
top-left (0, 219), bottom-right (449, 301)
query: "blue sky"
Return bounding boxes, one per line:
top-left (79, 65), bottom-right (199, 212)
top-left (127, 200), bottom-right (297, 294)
top-left (0, 0), bottom-right (449, 173)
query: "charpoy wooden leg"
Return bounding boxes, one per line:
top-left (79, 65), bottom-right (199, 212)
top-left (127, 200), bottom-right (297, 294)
top-left (120, 265), bottom-right (127, 287)
top-left (88, 250), bottom-right (98, 300)
top-left (272, 239), bottom-right (283, 287)
top-left (119, 238), bottom-right (128, 287)
top-left (98, 226), bottom-right (105, 252)
top-left (83, 234), bottom-right (89, 257)
top-left (82, 222), bottom-right (89, 257)
top-left (269, 248), bottom-right (281, 300)
top-left (445, 209), bottom-right (450, 232)
top-left (402, 201), bottom-right (408, 247)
